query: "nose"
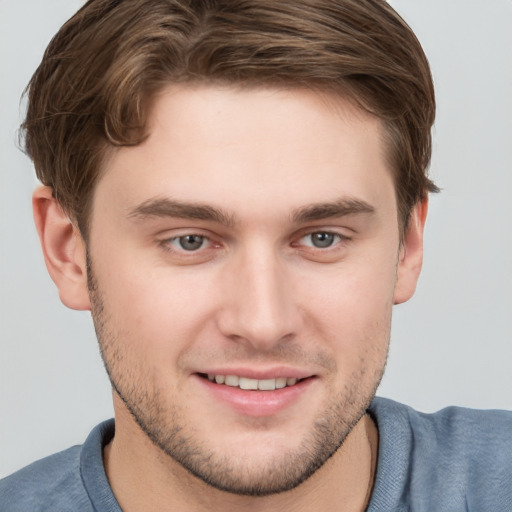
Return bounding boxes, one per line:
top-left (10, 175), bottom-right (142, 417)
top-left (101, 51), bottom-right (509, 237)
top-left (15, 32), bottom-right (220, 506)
top-left (216, 247), bottom-right (303, 351)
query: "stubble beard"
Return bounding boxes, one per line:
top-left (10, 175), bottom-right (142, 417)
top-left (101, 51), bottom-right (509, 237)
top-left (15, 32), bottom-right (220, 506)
top-left (87, 255), bottom-right (388, 496)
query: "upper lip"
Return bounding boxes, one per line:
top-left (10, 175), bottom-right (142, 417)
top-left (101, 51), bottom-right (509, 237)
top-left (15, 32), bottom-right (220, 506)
top-left (195, 367), bottom-right (315, 380)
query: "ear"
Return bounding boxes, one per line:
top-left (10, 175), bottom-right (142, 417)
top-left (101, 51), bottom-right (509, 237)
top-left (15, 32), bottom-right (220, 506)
top-left (33, 186), bottom-right (91, 310)
top-left (393, 198), bottom-right (428, 305)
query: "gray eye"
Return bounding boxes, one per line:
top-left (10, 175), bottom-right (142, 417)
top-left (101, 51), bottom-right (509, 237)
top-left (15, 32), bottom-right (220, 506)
top-left (309, 232), bottom-right (336, 248)
top-left (178, 235), bottom-right (205, 251)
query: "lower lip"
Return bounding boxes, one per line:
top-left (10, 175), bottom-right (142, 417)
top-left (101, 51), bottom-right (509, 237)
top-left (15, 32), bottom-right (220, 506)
top-left (195, 375), bottom-right (315, 417)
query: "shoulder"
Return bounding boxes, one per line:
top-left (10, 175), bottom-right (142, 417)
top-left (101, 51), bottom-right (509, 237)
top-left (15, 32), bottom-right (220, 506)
top-left (368, 397), bottom-right (512, 511)
top-left (372, 396), bottom-right (511, 463)
top-left (0, 420), bottom-right (116, 512)
top-left (0, 446), bottom-right (93, 512)
top-left (371, 395), bottom-right (512, 442)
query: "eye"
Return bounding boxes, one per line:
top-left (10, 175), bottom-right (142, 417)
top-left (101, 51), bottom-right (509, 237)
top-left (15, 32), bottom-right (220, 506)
top-left (168, 234), bottom-right (209, 251)
top-left (158, 231), bottom-right (222, 264)
top-left (301, 231), bottom-right (343, 249)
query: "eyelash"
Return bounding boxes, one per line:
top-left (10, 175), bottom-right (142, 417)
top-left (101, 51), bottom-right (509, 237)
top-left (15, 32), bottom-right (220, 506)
top-left (297, 231), bottom-right (348, 249)
top-left (160, 233), bottom-right (217, 256)
top-left (159, 229), bottom-right (350, 257)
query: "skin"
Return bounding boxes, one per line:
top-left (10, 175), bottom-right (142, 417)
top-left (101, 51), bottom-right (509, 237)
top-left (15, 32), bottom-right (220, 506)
top-left (34, 85), bottom-right (427, 512)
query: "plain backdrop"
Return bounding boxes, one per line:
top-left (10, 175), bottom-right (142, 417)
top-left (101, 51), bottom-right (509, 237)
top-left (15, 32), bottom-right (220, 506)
top-left (1, 0), bottom-right (511, 479)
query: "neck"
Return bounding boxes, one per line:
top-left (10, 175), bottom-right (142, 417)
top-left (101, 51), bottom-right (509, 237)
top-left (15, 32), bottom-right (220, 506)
top-left (103, 406), bottom-right (378, 512)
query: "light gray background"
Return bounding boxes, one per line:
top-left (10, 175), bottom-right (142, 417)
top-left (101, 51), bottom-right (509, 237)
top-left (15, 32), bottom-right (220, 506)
top-left (1, 0), bottom-right (511, 479)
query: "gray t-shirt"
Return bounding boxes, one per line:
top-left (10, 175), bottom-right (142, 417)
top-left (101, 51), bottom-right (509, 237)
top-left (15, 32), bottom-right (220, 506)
top-left (1, 397), bottom-right (511, 511)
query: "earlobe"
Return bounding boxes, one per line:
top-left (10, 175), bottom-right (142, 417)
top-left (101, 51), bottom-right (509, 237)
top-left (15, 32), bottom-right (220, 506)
top-left (33, 186), bottom-right (91, 311)
top-left (393, 198), bottom-right (428, 305)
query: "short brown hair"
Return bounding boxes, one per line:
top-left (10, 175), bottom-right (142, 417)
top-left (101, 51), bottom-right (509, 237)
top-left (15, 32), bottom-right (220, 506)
top-left (22, 0), bottom-right (438, 239)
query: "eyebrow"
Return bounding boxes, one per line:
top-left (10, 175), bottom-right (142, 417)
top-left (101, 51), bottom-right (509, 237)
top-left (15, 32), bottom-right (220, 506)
top-left (128, 196), bottom-right (375, 227)
top-left (128, 198), bottom-right (237, 227)
top-left (291, 198), bottom-right (375, 224)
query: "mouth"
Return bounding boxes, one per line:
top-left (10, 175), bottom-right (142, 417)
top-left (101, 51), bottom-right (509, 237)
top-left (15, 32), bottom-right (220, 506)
top-left (195, 371), bottom-right (315, 417)
top-left (197, 373), bottom-right (306, 391)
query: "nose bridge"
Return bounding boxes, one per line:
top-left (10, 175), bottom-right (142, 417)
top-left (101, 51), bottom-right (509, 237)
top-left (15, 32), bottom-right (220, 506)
top-left (218, 241), bottom-right (300, 349)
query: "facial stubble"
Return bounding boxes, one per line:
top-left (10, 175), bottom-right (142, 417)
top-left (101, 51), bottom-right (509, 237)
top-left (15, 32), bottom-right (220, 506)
top-left (86, 253), bottom-right (388, 496)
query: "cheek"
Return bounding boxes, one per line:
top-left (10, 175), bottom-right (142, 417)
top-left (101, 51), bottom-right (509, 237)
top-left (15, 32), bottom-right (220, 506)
top-left (305, 253), bottom-right (397, 320)
top-left (96, 261), bottom-right (219, 355)
top-left (299, 254), bottom-right (396, 363)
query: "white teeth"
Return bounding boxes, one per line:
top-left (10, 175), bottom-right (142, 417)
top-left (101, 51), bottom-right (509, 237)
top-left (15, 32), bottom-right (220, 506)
top-left (258, 379), bottom-right (276, 391)
top-left (239, 377), bottom-right (259, 390)
top-left (207, 374), bottom-right (301, 390)
top-left (275, 377), bottom-right (287, 389)
top-left (225, 375), bottom-right (239, 387)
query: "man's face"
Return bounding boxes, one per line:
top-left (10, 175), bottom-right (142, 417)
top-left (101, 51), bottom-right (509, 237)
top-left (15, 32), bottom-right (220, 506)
top-left (86, 85), bottom-right (404, 495)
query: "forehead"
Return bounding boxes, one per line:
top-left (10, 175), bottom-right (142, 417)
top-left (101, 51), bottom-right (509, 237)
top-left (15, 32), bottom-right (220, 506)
top-left (93, 84), bottom-right (396, 225)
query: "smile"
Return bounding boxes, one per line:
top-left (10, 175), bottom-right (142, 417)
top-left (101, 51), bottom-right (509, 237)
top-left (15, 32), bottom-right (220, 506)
top-left (202, 374), bottom-right (302, 391)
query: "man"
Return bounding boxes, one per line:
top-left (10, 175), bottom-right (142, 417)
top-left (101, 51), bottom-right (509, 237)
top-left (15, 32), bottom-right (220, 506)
top-left (1, 0), bottom-right (510, 510)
